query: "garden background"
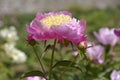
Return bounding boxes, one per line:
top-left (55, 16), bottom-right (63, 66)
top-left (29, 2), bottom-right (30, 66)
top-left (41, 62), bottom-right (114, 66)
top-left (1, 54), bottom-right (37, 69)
top-left (0, 0), bottom-right (120, 80)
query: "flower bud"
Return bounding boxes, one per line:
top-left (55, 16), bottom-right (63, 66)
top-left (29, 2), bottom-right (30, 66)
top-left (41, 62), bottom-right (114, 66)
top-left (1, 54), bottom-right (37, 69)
top-left (27, 35), bottom-right (36, 46)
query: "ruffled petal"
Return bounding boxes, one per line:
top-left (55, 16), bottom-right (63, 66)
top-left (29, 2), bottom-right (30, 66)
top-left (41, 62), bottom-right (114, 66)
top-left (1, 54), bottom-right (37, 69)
top-left (27, 20), bottom-right (57, 40)
top-left (51, 19), bottom-right (87, 45)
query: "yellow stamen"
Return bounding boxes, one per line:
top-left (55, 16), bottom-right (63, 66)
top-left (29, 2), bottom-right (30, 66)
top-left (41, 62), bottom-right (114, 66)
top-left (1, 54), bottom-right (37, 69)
top-left (41, 14), bottom-right (71, 27)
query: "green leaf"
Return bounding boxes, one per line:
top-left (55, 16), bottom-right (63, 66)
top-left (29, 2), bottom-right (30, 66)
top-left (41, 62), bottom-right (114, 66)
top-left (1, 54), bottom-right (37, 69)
top-left (44, 44), bottom-right (52, 52)
top-left (73, 74), bottom-right (80, 80)
top-left (72, 66), bottom-right (83, 72)
top-left (53, 60), bottom-right (78, 69)
top-left (20, 70), bottom-right (45, 79)
top-left (53, 60), bottom-right (75, 68)
top-left (53, 60), bottom-right (83, 72)
top-left (105, 45), bottom-right (111, 53)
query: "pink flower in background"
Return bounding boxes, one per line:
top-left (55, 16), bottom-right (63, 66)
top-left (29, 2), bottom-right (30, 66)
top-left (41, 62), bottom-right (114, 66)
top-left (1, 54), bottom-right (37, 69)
top-left (114, 27), bottom-right (120, 38)
top-left (72, 51), bottom-right (79, 56)
top-left (94, 28), bottom-right (119, 46)
top-left (110, 70), bottom-right (120, 80)
top-left (27, 11), bottom-right (87, 45)
top-left (86, 45), bottom-right (104, 64)
top-left (26, 76), bottom-right (46, 80)
top-left (86, 41), bottom-right (95, 48)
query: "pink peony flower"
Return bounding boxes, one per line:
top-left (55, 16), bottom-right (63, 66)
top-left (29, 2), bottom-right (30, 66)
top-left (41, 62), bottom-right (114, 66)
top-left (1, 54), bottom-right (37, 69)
top-left (114, 27), bottom-right (120, 38)
top-left (110, 70), bottom-right (120, 80)
top-left (86, 45), bottom-right (104, 64)
top-left (94, 28), bottom-right (119, 46)
top-left (26, 11), bottom-right (87, 45)
top-left (26, 76), bottom-right (46, 80)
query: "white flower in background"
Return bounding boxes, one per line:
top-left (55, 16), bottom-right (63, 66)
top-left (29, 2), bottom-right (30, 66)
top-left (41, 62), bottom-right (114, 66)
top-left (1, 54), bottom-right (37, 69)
top-left (1, 26), bottom-right (27, 63)
top-left (0, 26), bottom-right (18, 43)
top-left (4, 43), bottom-right (15, 53)
top-left (10, 48), bottom-right (27, 63)
top-left (4, 43), bottom-right (27, 63)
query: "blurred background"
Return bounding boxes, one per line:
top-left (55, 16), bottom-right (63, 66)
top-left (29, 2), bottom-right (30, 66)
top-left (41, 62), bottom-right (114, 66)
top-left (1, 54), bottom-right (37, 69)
top-left (0, 0), bottom-right (120, 14)
top-left (0, 0), bottom-right (120, 80)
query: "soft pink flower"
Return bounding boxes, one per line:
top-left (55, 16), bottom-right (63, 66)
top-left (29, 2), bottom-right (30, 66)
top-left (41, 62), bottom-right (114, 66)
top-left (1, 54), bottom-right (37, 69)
top-left (114, 27), bottom-right (120, 38)
top-left (86, 41), bottom-right (95, 48)
top-left (110, 70), bottom-right (120, 80)
top-left (27, 11), bottom-right (87, 45)
top-left (94, 28), bottom-right (119, 46)
top-left (72, 51), bottom-right (79, 56)
top-left (26, 76), bottom-right (46, 80)
top-left (86, 45), bottom-right (104, 64)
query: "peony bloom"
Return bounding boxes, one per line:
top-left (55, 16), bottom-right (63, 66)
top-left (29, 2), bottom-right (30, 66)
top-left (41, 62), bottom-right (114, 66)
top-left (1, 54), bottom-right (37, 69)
top-left (26, 76), bottom-right (46, 80)
top-left (27, 11), bottom-right (87, 45)
top-left (110, 70), bottom-right (120, 80)
top-left (114, 27), bottom-right (120, 37)
top-left (86, 45), bottom-right (104, 64)
top-left (94, 28), bottom-right (119, 46)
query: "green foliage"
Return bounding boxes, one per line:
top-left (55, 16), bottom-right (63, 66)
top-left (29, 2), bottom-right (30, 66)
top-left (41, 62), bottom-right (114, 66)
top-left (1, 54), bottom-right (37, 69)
top-left (53, 60), bottom-right (75, 68)
top-left (21, 70), bottom-right (45, 79)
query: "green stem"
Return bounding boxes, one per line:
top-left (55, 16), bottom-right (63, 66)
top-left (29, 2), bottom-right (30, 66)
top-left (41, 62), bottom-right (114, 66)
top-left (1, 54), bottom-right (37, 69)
top-left (32, 46), bottom-right (45, 73)
top-left (78, 49), bottom-right (88, 60)
top-left (78, 48), bottom-right (89, 76)
top-left (49, 39), bottom-right (57, 80)
top-left (105, 45), bottom-right (111, 60)
top-left (58, 54), bottom-right (79, 79)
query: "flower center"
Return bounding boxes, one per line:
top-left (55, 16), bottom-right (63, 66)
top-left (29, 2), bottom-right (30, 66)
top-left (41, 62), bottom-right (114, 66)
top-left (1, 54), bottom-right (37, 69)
top-left (41, 14), bottom-right (71, 27)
